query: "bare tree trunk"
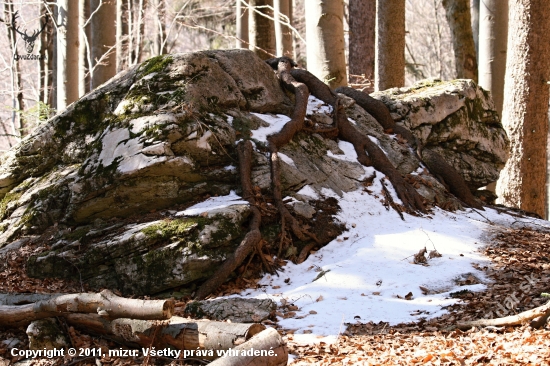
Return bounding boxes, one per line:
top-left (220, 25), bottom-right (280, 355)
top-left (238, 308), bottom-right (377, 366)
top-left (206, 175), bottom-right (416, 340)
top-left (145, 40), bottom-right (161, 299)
top-left (132, 0), bottom-right (146, 64)
top-left (248, 0), bottom-right (276, 60)
top-left (57, 0), bottom-right (79, 110)
top-left (78, 0), bottom-right (90, 97)
top-left (305, 0), bottom-right (347, 88)
top-left (442, 0), bottom-right (478, 82)
top-left (471, 0), bottom-right (479, 57)
top-left (116, 0), bottom-right (129, 72)
top-left (274, 0), bottom-right (292, 57)
top-left (496, 0), bottom-right (550, 218)
top-left (4, 1), bottom-right (25, 137)
top-left (236, 0), bottom-right (249, 48)
top-left (349, 0), bottom-right (375, 81)
top-left (50, 5), bottom-right (57, 109)
top-left (38, 2), bottom-right (52, 106)
top-left (375, 0), bottom-right (405, 91)
top-left (151, 0), bottom-right (166, 56)
top-left (478, 0), bottom-right (508, 116)
top-left (90, 0), bottom-right (117, 88)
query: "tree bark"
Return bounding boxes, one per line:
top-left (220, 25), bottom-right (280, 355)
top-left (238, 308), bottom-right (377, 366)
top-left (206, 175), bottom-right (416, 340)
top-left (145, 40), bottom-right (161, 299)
top-left (116, 0), bottom-right (129, 72)
top-left (375, 0), bottom-right (405, 91)
top-left (207, 328), bottom-right (288, 366)
top-left (236, 0), bottom-right (249, 48)
top-left (274, 0), bottom-right (292, 57)
top-left (249, 0), bottom-right (276, 60)
top-left (0, 290), bottom-right (174, 328)
top-left (78, 0), bottom-right (90, 97)
top-left (349, 0), bottom-right (375, 80)
top-left (305, 0), bottom-right (347, 88)
top-left (90, 0), bottom-right (117, 88)
top-left (441, 0), bottom-right (478, 82)
top-left (38, 2), bottom-right (53, 106)
top-left (65, 314), bottom-right (266, 359)
top-left (496, 0), bottom-right (550, 218)
top-left (478, 0), bottom-right (508, 117)
top-left (57, 0), bottom-right (80, 110)
top-left (471, 0), bottom-right (480, 57)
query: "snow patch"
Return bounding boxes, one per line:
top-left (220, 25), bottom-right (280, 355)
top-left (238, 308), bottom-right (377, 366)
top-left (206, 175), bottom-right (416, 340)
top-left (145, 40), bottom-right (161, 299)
top-left (176, 191), bottom-right (249, 216)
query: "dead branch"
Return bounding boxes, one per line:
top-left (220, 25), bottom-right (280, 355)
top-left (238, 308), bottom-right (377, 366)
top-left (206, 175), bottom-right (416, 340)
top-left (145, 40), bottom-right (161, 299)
top-left (457, 300), bottom-right (550, 330)
top-left (0, 289), bottom-right (174, 328)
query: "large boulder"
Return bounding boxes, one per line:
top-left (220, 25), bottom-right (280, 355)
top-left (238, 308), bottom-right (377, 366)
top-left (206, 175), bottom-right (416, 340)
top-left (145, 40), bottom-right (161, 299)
top-left (0, 50), bottom-right (509, 295)
top-left (372, 79), bottom-right (509, 190)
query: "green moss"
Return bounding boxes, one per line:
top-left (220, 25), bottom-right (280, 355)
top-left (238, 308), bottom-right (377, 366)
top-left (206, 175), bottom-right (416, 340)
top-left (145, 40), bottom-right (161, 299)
top-left (139, 55), bottom-right (174, 77)
top-left (0, 191), bottom-right (23, 220)
top-left (141, 218), bottom-right (202, 241)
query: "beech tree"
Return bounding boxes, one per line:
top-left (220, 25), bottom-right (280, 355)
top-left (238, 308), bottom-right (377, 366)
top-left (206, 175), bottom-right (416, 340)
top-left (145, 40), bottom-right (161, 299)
top-left (274, 0), bottom-right (292, 57)
top-left (441, 0), bottom-right (478, 82)
top-left (305, 0), bottom-right (347, 89)
top-left (496, 0), bottom-right (550, 218)
top-left (348, 0), bottom-right (375, 82)
top-left (375, 0), bottom-right (405, 91)
top-left (90, 0), bottom-right (116, 88)
top-left (57, 0), bottom-right (79, 110)
top-left (478, 0), bottom-right (508, 116)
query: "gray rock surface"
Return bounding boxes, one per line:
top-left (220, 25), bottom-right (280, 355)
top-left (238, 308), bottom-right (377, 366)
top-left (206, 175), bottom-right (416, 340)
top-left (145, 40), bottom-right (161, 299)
top-left (372, 79), bottom-right (509, 189)
top-left (26, 318), bottom-right (69, 350)
top-left (185, 297), bottom-right (276, 323)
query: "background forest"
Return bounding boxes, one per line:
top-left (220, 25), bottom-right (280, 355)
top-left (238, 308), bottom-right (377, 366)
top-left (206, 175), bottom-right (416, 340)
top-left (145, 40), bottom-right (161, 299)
top-left (0, 0), bottom-right (548, 219)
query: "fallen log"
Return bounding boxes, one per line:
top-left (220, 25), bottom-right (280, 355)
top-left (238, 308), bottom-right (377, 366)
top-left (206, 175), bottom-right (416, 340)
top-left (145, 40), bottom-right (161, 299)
top-left (0, 290), bottom-right (173, 328)
top-left (207, 327), bottom-right (288, 366)
top-left (457, 300), bottom-right (550, 330)
top-left (64, 314), bottom-right (266, 360)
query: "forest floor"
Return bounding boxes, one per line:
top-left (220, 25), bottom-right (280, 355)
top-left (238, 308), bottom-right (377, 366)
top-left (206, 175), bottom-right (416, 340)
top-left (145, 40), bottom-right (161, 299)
top-left (1, 211), bottom-right (550, 365)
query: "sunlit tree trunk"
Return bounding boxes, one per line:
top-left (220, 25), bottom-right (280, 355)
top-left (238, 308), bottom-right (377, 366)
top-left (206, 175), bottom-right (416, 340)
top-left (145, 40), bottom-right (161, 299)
top-left (471, 0), bottom-right (479, 57)
top-left (442, 0), bottom-right (478, 82)
top-left (375, 0), bottom-right (405, 90)
top-left (496, 0), bottom-right (550, 218)
top-left (274, 0), bottom-right (292, 57)
top-left (90, 0), bottom-right (116, 88)
top-left (305, 0), bottom-right (347, 88)
top-left (478, 0), bottom-right (507, 116)
top-left (151, 0), bottom-right (166, 56)
top-left (349, 0), bottom-right (375, 81)
top-left (79, 0), bottom-right (90, 97)
top-left (57, 0), bottom-right (79, 110)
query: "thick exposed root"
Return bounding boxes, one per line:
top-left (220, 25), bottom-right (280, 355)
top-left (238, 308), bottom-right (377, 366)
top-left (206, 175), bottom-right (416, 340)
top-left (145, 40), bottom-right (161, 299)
top-left (421, 149), bottom-right (483, 210)
top-left (195, 141), bottom-right (261, 300)
top-left (291, 69), bottom-right (426, 214)
top-left (336, 85), bottom-right (483, 211)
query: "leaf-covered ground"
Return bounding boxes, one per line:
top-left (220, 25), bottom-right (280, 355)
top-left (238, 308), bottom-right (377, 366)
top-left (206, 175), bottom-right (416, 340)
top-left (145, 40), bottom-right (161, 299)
top-left (1, 222), bottom-right (549, 365)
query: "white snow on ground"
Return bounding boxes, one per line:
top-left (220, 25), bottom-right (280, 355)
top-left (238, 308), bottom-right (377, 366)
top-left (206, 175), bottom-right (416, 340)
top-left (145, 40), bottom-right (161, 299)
top-left (279, 153), bottom-right (296, 167)
top-left (176, 191), bottom-right (249, 216)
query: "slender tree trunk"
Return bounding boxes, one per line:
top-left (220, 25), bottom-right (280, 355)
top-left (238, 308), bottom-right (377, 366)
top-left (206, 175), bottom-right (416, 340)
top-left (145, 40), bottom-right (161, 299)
top-left (236, 0), bottom-right (249, 48)
top-left (305, 0), bottom-right (347, 88)
top-left (57, 0), bottom-right (79, 110)
top-left (375, 0), bottom-right (405, 90)
top-left (471, 0), bottom-right (480, 57)
top-left (90, 0), bottom-right (116, 88)
top-left (133, 0), bottom-right (146, 64)
top-left (349, 0), bottom-right (376, 81)
top-left (151, 0), bottom-right (166, 56)
top-left (4, 1), bottom-right (25, 137)
top-left (248, 0), bottom-right (276, 60)
top-left (442, 0), bottom-right (478, 82)
top-left (478, 0), bottom-right (508, 116)
top-left (116, 0), bottom-right (129, 72)
top-left (38, 3), bottom-right (52, 106)
top-left (50, 5), bottom-right (57, 109)
top-left (496, 0), bottom-right (550, 218)
top-left (274, 0), bottom-right (292, 57)
top-left (78, 0), bottom-right (90, 97)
